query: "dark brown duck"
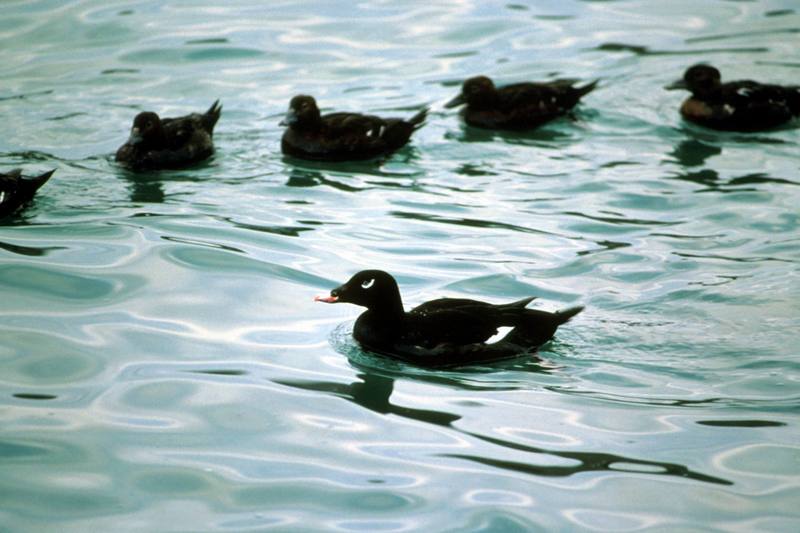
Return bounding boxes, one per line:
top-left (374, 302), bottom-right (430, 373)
top-left (444, 75), bottom-right (597, 130)
top-left (281, 95), bottom-right (427, 162)
top-left (115, 100), bottom-right (222, 170)
top-left (666, 64), bottom-right (800, 132)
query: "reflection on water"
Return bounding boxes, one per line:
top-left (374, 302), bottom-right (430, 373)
top-left (279, 371), bottom-right (732, 486)
top-left (668, 139), bottom-right (722, 168)
top-left (278, 372), bottom-right (461, 428)
top-left (1, 0), bottom-right (800, 530)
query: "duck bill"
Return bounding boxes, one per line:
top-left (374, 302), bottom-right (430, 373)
top-left (444, 94), bottom-right (465, 108)
top-left (127, 127), bottom-right (143, 145)
top-left (314, 294), bottom-right (339, 303)
top-left (665, 79), bottom-right (687, 91)
top-left (280, 109), bottom-right (298, 126)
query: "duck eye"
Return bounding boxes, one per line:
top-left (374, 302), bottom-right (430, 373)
top-left (361, 279), bottom-right (375, 289)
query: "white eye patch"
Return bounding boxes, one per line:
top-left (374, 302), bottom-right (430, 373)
top-left (361, 278), bottom-right (375, 289)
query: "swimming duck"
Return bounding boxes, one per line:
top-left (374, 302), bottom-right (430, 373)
top-left (444, 75), bottom-right (597, 130)
top-left (315, 270), bottom-right (583, 368)
top-left (666, 64), bottom-right (800, 131)
top-left (280, 95), bottom-right (427, 161)
top-left (0, 169), bottom-right (55, 219)
top-left (115, 100), bottom-right (222, 170)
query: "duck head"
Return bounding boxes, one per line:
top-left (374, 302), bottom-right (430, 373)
top-left (128, 111), bottom-right (165, 147)
top-left (666, 64), bottom-right (721, 97)
top-left (281, 95), bottom-right (322, 129)
top-left (315, 270), bottom-right (404, 314)
top-left (445, 76), bottom-right (497, 109)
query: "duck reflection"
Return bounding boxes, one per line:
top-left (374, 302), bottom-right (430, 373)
top-left (285, 168), bottom-right (364, 192)
top-left (447, 430), bottom-right (732, 486)
top-left (117, 165), bottom-right (217, 204)
top-left (668, 139), bottom-right (722, 168)
top-left (117, 168), bottom-right (165, 203)
top-left (278, 364), bottom-right (732, 486)
top-left (277, 371), bottom-right (461, 428)
top-left (447, 123), bottom-right (574, 146)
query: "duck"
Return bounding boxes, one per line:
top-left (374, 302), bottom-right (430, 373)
top-left (315, 270), bottom-right (583, 368)
top-left (666, 64), bottom-right (800, 131)
top-left (115, 100), bottom-right (222, 170)
top-left (280, 95), bottom-right (427, 161)
top-left (444, 75), bottom-right (597, 130)
top-left (0, 169), bottom-right (55, 219)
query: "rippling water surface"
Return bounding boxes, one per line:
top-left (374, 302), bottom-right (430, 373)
top-left (2, 0), bottom-right (799, 530)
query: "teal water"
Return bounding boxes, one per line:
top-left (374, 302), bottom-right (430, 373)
top-left (2, 0), bottom-right (800, 531)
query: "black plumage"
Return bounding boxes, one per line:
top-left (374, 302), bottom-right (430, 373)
top-left (666, 64), bottom-right (800, 131)
top-left (316, 270), bottom-right (583, 368)
top-left (280, 95), bottom-right (427, 161)
top-left (0, 169), bottom-right (55, 219)
top-left (444, 75), bottom-right (597, 130)
top-left (115, 100), bottom-right (222, 170)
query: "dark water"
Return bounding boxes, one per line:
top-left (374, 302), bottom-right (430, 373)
top-left (2, 1), bottom-right (799, 531)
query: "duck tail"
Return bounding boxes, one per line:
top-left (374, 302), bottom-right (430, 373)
top-left (203, 99), bottom-right (223, 132)
top-left (408, 107), bottom-right (428, 129)
top-left (554, 305), bottom-right (584, 325)
top-left (788, 86), bottom-right (800, 115)
top-left (575, 80), bottom-right (599, 98)
top-left (24, 169), bottom-right (55, 193)
top-left (503, 304), bottom-right (583, 347)
top-left (500, 296), bottom-right (537, 310)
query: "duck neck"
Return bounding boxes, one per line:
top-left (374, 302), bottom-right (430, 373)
top-left (295, 112), bottom-right (323, 132)
top-left (470, 90), bottom-right (498, 110)
top-left (369, 288), bottom-right (405, 321)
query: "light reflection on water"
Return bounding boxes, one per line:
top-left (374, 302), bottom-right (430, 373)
top-left (2, 0), bottom-right (800, 530)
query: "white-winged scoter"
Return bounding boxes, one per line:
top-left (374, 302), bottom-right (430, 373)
top-left (315, 270), bottom-right (583, 368)
top-left (666, 64), bottom-right (800, 131)
top-left (280, 95), bottom-right (427, 162)
top-left (115, 100), bottom-right (222, 170)
top-left (444, 75), bottom-right (597, 130)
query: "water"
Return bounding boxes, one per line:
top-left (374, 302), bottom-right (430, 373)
top-left (2, 0), bottom-right (799, 530)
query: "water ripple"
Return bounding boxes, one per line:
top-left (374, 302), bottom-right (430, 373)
top-left (1, 0), bottom-right (799, 530)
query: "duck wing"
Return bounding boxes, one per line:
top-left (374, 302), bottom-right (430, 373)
top-left (496, 83), bottom-right (549, 109)
top-left (158, 101), bottom-right (221, 149)
top-left (722, 81), bottom-right (800, 114)
top-left (405, 297), bottom-right (537, 347)
top-left (318, 108), bottom-right (427, 154)
top-left (497, 80), bottom-right (597, 111)
top-left (412, 296), bottom-right (535, 314)
top-left (322, 112), bottom-right (387, 136)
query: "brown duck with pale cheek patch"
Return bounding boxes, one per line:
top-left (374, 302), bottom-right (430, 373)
top-left (115, 100), bottom-right (222, 170)
top-left (666, 64), bottom-right (800, 132)
top-left (280, 95), bottom-right (428, 162)
top-left (444, 75), bottom-right (597, 130)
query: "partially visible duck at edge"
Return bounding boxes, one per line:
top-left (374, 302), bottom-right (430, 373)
top-left (115, 100), bottom-right (222, 170)
top-left (280, 95), bottom-right (428, 162)
top-left (666, 64), bottom-right (800, 132)
top-left (315, 269), bottom-right (583, 368)
top-left (444, 75), bottom-right (598, 130)
top-left (0, 168), bottom-right (55, 219)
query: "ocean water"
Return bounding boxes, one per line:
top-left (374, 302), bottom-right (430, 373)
top-left (1, 0), bottom-right (799, 531)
